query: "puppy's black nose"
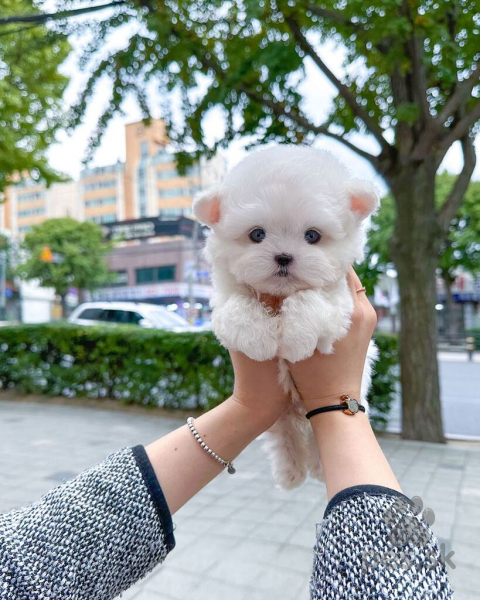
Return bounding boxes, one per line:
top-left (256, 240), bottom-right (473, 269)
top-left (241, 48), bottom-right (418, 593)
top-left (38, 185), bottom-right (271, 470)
top-left (275, 253), bottom-right (293, 267)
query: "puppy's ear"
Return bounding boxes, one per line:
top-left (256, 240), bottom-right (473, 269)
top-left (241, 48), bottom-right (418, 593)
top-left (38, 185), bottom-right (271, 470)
top-left (193, 186), bottom-right (224, 227)
top-left (346, 179), bottom-right (379, 220)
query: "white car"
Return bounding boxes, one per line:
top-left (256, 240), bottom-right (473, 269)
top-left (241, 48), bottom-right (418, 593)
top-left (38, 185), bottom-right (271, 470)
top-left (68, 302), bottom-right (194, 332)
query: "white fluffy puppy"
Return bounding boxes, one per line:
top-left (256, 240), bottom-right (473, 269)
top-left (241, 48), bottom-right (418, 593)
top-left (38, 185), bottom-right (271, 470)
top-left (193, 145), bottom-right (379, 489)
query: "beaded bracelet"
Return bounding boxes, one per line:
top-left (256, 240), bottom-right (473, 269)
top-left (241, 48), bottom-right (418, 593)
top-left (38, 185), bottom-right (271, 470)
top-left (186, 417), bottom-right (236, 474)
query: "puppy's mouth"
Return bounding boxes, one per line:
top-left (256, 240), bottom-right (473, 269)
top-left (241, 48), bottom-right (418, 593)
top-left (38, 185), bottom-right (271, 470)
top-left (275, 267), bottom-right (291, 278)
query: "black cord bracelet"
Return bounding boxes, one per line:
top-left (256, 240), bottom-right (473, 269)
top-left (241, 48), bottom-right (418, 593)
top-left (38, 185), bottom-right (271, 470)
top-left (305, 395), bottom-right (365, 419)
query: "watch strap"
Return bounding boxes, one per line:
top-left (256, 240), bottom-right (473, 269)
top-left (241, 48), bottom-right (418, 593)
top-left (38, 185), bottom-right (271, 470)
top-left (305, 396), bottom-right (365, 420)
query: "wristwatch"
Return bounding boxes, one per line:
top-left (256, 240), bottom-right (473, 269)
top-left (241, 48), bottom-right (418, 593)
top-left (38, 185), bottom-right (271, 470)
top-left (305, 395), bottom-right (365, 420)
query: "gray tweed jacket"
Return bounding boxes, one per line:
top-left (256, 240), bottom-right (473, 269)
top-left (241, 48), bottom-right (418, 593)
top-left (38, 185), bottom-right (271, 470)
top-left (0, 447), bottom-right (453, 599)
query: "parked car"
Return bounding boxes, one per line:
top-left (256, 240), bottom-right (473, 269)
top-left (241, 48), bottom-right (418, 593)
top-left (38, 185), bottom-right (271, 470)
top-left (68, 302), bottom-right (195, 332)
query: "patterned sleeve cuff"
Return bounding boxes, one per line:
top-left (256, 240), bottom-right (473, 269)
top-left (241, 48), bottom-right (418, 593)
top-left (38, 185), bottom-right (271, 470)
top-left (324, 484), bottom-right (413, 519)
top-left (132, 445), bottom-right (176, 551)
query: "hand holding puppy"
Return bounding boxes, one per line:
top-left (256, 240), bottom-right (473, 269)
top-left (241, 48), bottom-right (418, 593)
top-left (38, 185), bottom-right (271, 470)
top-left (287, 268), bottom-right (378, 413)
top-left (194, 145), bottom-right (379, 489)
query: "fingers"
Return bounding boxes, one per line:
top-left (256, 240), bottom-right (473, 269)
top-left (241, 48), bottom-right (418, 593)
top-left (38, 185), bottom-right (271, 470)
top-left (347, 267), bottom-right (363, 308)
top-left (347, 268), bottom-right (376, 331)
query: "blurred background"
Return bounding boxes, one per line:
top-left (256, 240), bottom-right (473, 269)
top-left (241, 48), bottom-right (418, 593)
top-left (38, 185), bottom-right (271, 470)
top-left (0, 0), bottom-right (479, 598)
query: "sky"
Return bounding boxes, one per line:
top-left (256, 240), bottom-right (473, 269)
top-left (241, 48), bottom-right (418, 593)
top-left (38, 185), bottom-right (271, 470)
top-left (46, 7), bottom-right (480, 194)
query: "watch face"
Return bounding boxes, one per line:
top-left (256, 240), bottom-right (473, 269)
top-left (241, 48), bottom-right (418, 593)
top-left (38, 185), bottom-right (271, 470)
top-left (342, 396), bottom-right (359, 414)
top-left (347, 399), bottom-right (359, 413)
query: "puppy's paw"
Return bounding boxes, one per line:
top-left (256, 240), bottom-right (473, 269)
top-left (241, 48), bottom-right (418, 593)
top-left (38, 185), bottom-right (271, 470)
top-left (212, 295), bottom-right (278, 361)
top-left (316, 336), bottom-right (335, 355)
top-left (278, 336), bottom-right (317, 363)
top-left (278, 293), bottom-right (319, 363)
top-left (235, 330), bottom-right (278, 361)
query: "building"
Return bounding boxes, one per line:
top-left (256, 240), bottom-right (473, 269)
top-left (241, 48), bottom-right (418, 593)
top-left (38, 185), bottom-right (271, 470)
top-left (124, 120), bottom-right (224, 221)
top-left (1, 119), bottom-right (224, 322)
top-left (92, 234), bottom-right (212, 319)
top-left (2, 118), bottom-right (224, 236)
top-left (6, 180), bottom-right (83, 237)
top-left (81, 162), bottom-right (125, 225)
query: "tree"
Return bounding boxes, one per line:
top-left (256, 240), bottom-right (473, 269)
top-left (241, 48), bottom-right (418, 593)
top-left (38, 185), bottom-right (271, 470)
top-left (61, 0), bottom-right (480, 442)
top-left (437, 175), bottom-right (480, 335)
top-left (0, 0), bottom-right (70, 191)
top-left (17, 218), bottom-right (113, 316)
top-left (359, 173), bottom-right (480, 335)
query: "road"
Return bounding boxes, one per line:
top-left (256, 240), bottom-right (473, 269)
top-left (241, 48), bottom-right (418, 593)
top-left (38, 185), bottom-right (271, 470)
top-left (386, 352), bottom-right (480, 440)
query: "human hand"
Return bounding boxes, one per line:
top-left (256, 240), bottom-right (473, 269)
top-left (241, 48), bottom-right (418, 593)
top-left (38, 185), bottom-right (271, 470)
top-left (287, 268), bottom-right (377, 412)
top-left (229, 350), bottom-right (289, 429)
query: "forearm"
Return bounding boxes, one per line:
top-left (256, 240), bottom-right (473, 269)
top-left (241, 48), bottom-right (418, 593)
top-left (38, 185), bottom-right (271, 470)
top-left (146, 395), bottom-right (275, 514)
top-left (310, 486), bottom-right (453, 599)
top-left (309, 393), bottom-right (401, 500)
top-left (0, 447), bottom-right (174, 599)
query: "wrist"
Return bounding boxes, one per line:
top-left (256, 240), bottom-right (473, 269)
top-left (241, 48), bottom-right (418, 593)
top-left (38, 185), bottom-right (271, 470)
top-left (302, 389), bottom-right (362, 413)
top-left (229, 394), bottom-right (283, 432)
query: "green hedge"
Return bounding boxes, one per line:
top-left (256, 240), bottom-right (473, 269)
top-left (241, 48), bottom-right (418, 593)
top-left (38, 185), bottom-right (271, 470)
top-left (0, 324), bottom-right (398, 425)
top-left (368, 333), bottom-right (399, 429)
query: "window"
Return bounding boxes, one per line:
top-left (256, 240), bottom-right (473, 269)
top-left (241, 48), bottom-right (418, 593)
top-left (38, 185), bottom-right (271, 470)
top-left (85, 197), bottom-right (117, 208)
top-left (78, 308), bottom-right (105, 320)
top-left (17, 191), bottom-right (45, 202)
top-left (102, 309), bottom-right (144, 324)
top-left (185, 165), bottom-right (200, 177)
top-left (84, 179), bottom-right (117, 191)
top-left (18, 207), bottom-right (45, 217)
top-left (158, 187), bottom-right (192, 199)
top-left (141, 141), bottom-right (149, 159)
top-left (150, 309), bottom-right (188, 328)
top-left (159, 208), bottom-right (184, 219)
top-left (86, 214), bottom-right (117, 224)
top-left (136, 265), bottom-right (176, 284)
top-left (111, 271), bottom-right (128, 287)
top-left (153, 150), bottom-right (174, 164)
top-left (156, 169), bottom-right (178, 180)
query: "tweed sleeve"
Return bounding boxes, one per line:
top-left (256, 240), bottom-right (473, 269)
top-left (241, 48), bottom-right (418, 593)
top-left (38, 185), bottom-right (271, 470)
top-left (0, 445), bottom-right (175, 599)
top-left (310, 484), bottom-right (453, 599)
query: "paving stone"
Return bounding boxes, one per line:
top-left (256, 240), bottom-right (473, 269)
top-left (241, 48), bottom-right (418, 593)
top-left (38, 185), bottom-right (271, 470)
top-left (143, 567), bottom-right (201, 599)
top-left (1, 399), bottom-right (479, 600)
top-left (193, 578), bottom-right (248, 600)
top-left (449, 564), bottom-right (480, 594)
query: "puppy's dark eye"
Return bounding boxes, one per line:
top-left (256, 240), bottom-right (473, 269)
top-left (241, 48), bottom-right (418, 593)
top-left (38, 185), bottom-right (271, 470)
top-left (305, 229), bottom-right (322, 244)
top-left (249, 228), bottom-right (266, 243)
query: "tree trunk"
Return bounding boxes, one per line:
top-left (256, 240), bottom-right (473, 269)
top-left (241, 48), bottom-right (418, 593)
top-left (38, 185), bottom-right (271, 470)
top-left (389, 159), bottom-right (446, 443)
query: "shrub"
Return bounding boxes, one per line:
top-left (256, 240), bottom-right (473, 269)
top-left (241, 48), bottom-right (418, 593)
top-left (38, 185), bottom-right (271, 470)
top-left (0, 324), bottom-right (398, 425)
top-left (368, 333), bottom-right (399, 430)
top-left (0, 324), bottom-right (232, 409)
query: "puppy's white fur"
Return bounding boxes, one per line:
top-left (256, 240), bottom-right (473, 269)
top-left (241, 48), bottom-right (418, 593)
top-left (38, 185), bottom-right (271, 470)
top-left (194, 145), bottom-right (379, 489)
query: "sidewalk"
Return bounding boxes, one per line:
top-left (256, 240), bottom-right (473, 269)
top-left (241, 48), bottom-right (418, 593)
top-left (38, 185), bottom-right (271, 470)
top-left (1, 399), bottom-right (478, 599)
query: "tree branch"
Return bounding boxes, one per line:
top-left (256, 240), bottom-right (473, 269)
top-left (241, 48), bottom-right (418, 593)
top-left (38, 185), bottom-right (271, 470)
top-left (283, 15), bottom-right (393, 155)
top-left (437, 135), bottom-right (477, 233)
top-left (305, 4), bottom-right (359, 28)
top-left (438, 99), bottom-right (480, 154)
top-left (407, 35), bottom-right (431, 123)
top-left (195, 39), bottom-right (383, 169)
top-left (238, 85), bottom-right (381, 167)
top-left (436, 62), bottom-right (480, 127)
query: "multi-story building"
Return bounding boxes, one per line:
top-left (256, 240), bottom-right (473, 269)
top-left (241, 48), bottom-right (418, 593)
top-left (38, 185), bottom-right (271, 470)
top-left (125, 120), bottom-right (206, 220)
top-left (81, 162), bottom-right (125, 225)
top-left (1, 119), bottom-right (225, 322)
top-left (2, 119), bottom-right (224, 237)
